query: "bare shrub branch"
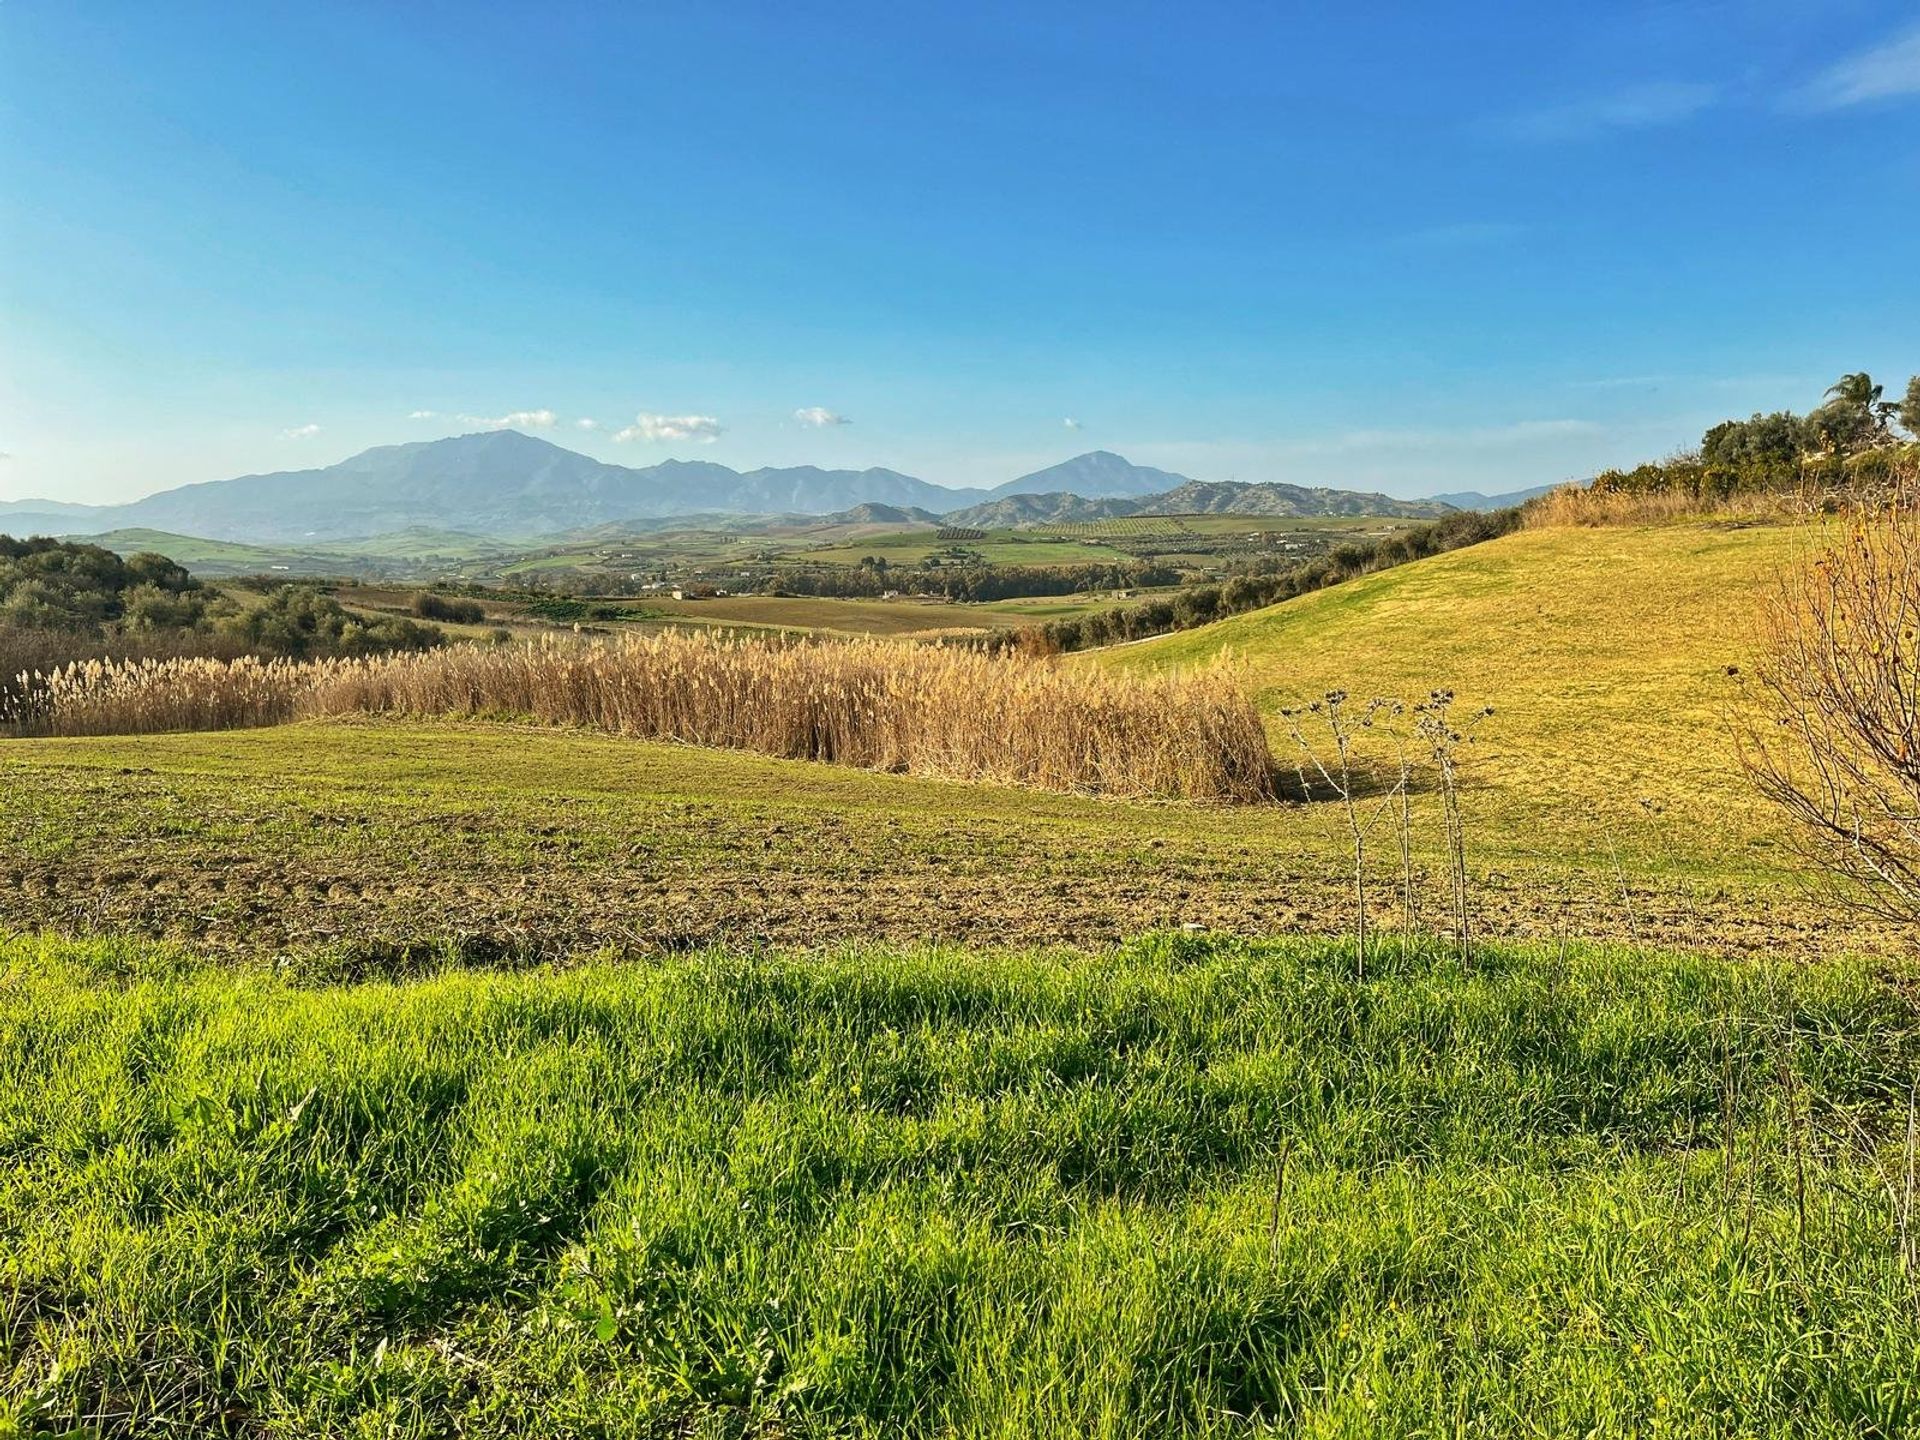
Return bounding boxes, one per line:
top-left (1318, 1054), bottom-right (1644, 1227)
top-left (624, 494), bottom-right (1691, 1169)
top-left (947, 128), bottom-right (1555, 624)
top-left (1740, 499), bottom-right (1920, 921)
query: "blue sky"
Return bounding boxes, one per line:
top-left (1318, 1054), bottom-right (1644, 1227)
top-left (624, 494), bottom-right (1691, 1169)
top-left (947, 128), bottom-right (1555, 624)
top-left (3, 1), bottom-right (1919, 504)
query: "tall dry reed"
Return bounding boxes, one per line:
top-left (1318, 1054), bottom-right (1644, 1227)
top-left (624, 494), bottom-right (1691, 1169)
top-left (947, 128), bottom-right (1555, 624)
top-left (7, 632), bottom-right (1276, 803)
top-left (1523, 485), bottom-right (1815, 529)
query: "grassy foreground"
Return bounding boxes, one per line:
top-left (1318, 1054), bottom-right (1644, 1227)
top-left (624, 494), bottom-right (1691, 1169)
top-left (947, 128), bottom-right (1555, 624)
top-left (4, 932), bottom-right (1918, 1437)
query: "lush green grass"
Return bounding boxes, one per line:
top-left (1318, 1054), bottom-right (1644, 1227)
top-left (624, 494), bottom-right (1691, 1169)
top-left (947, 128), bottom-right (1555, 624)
top-left (3, 932), bottom-right (1916, 1437)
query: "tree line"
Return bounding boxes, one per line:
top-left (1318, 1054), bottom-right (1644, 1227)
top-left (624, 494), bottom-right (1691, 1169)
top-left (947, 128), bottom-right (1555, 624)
top-left (1592, 371), bottom-right (1920, 499)
top-left (1, 536), bottom-right (445, 677)
top-left (775, 561), bottom-right (1184, 602)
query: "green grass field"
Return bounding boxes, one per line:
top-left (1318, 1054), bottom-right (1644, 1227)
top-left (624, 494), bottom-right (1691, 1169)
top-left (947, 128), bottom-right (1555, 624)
top-left (7, 931), bottom-right (1918, 1437)
top-left (0, 709), bottom-right (1872, 966)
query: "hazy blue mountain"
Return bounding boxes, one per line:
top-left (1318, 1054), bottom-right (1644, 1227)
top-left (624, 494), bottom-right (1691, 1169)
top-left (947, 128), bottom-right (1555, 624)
top-left (1, 510), bottom-right (116, 537)
top-left (987, 451), bottom-right (1192, 500)
top-left (1425, 483), bottom-right (1560, 510)
top-left (728, 466), bottom-right (982, 515)
top-left (0, 497), bottom-right (102, 517)
top-left (4, 433), bottom-right (1459, 548)
top-left (35, 432), bottom-right (997, 542)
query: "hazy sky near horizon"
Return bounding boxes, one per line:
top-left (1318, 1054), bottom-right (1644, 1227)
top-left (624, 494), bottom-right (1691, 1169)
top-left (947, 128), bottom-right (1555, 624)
top-left (4, 2), bottom-right (1919, 505)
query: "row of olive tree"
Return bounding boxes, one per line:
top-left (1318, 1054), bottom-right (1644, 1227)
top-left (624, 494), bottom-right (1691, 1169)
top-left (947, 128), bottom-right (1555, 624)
top-left (1003, 507), bottom-right (1522, 654)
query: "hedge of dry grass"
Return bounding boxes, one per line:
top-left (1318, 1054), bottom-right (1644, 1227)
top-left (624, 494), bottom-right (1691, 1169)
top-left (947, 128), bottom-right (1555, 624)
top-left (5, 632), bottom-right (1276, 802)
top-left (1521, 485), bottom-right (1816, 528)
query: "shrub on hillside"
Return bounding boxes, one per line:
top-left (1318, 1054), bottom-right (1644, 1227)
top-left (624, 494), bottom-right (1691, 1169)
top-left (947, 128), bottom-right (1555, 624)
top-left (412, 591), bottom-right (487, 624)
top-left (1014, 507), bottom-right (1522, 653)
top-left (219, 585), bottom-right (443, 659)
top-left (0, 536), bottom-right (204, 632)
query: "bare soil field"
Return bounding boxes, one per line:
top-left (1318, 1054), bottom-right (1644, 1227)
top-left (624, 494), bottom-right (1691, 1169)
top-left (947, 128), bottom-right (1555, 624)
top-left (0, 720), bottom-right (1875, 968)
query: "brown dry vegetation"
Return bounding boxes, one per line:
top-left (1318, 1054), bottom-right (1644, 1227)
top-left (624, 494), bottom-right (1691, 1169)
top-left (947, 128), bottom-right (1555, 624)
top-left (5, 630), bottom-right (1275, 803)
top-left (1521, 484), bottom-right (1816, 529)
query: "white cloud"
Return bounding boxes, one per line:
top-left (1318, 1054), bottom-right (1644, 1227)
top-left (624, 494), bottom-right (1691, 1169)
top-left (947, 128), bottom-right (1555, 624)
top-left (407, 409), bottom-right (439, 420)
top-left (614, 412), bottom-right (723, 444)
top-left (574, 417), bottom-right (601, 431)
top-left (1799, 24), bottom-right (1920, 109)
top-left (1063, 417), bottom-right (1083, 431)
top-left (793, 406), bottom-right (850, 428)
top-left (461, 408), bottom-right (557, 430)
top-left (282, 423), bottom-right (322, 439)
top-left (1506, 81), bottom-right (1718, 141)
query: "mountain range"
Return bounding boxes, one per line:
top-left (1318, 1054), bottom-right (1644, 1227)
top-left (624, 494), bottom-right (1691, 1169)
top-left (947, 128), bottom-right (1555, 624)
top-left (6, 431), bottom-right (1469, 545)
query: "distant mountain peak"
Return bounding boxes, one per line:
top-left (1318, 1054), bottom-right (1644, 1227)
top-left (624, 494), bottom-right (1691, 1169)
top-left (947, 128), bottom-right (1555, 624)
top-left (988, 452), bottom-right (1194, 500)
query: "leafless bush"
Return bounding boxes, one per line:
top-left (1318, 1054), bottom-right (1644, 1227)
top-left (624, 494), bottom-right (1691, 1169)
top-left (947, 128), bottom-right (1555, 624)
top-left (1283, 691), bottom-right (1398, 972)
top-left (1739, 500), bottom-right (1920, 920)
top-left (1415, 690), bottom-right (1491, 966)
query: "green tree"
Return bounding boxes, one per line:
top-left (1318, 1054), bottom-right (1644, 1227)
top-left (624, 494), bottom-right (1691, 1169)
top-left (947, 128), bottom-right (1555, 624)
top-left (1813, 372), bottom-right (1894, 455)
top-left (1701, 411), bottom-right (1810, 468)
top-left (1900, 375), bottom-right (1920, 439)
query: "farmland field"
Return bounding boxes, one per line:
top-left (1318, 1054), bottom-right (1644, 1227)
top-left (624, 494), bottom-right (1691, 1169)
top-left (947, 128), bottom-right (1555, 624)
top-left (1105, 517), bottom-right (1806, 869)
top-left (797, 534), bottom-right (1138, 568)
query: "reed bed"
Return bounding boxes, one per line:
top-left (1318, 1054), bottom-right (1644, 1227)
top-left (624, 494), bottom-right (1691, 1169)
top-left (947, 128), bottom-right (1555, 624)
top-left (6, 632), bottom-right (1277, 802)
top-left (1523, 484), bottom-right (1812, 529)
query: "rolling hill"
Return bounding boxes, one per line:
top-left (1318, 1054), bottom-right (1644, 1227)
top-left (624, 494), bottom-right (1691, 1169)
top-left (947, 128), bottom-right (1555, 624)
top-left (945, 479), bottom-right (1454, 528)
top-left (1100, 516), bottom-right (1803, 889)
top-left (942, 492), bottom-right (1147, 528)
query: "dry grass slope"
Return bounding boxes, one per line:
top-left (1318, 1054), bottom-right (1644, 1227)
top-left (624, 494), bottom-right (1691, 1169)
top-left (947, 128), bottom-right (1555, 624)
top-left (1101, 518), bottom-right (1813, 872)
